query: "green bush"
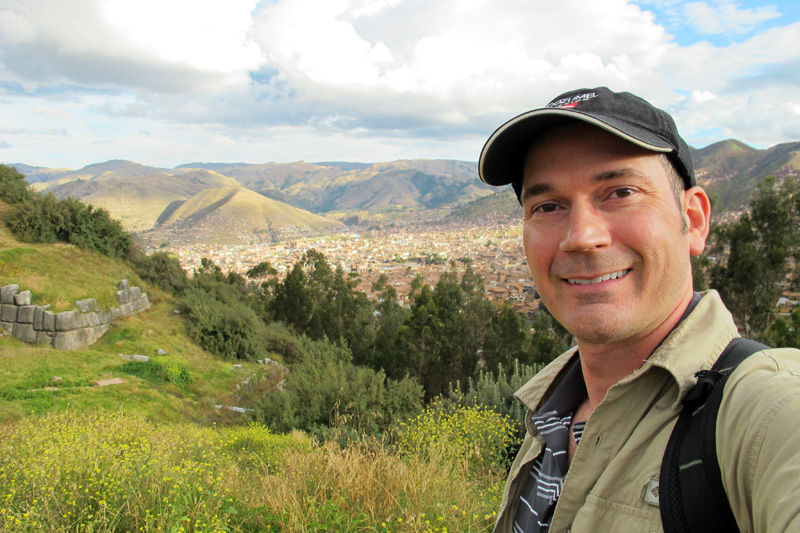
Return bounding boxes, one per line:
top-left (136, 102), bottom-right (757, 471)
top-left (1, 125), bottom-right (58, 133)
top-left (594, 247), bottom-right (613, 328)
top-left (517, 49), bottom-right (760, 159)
top-left (0, 164), bottom-right (33, 205)
top-left (220, 423), bottom-right (311, 472)
top-left (130, 250), bottom-right (188, 295)
top-left (397, 398), bottom-right (520, 476)
top-left (441, 360), bottom-right (543, 449)
top-left (251, 336), bottom-right (424, 438)
top-left (117, 356), bottom-right (193, 385)
top-left (6, 193), bottom-right (131, 258)
top-left (179, 287), bottom-right (271, 360)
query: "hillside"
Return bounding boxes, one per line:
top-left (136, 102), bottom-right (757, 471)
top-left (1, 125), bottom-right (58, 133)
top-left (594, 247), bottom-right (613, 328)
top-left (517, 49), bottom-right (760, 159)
top-left (694, 140), bottom-right (800, 210)
top-left (46, 169), bottom-right (242, 230)
top-left (0, 200), bottom-right (265, 424)
top-left (146, 186), bottom-right (346, 245)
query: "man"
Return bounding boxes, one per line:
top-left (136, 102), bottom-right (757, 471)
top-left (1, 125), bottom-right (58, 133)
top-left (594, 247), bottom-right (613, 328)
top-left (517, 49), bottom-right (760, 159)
top-left (478, 87), bottom-right (800, 532)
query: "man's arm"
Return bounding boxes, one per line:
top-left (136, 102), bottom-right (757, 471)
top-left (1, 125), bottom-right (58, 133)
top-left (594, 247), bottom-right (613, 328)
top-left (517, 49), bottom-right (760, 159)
top-left (717, 349), bottom-right (800, 532)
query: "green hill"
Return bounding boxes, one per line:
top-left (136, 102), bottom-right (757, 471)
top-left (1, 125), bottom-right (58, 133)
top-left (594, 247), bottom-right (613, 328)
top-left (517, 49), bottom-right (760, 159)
top-left (0, 200), bottom-right (266, 424)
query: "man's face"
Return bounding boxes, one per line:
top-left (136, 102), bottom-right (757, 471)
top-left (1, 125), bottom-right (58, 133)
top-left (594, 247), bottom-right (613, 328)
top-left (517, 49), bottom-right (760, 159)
top-left (520, 122), bottom-right (702, 347)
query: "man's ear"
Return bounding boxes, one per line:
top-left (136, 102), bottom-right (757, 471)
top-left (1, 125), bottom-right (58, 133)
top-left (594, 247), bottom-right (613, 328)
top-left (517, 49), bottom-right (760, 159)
top-left (683, 186), bottom-right (711, 255)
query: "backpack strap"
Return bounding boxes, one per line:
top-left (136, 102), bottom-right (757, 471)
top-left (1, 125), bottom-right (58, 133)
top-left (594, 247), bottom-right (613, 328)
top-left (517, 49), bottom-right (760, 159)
top-left (660, 337), bottom-right (768, 533)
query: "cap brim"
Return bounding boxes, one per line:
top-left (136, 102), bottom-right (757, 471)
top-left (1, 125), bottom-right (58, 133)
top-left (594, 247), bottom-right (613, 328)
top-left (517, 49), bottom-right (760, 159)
top-left (478, 108), bottom-right (675, 187)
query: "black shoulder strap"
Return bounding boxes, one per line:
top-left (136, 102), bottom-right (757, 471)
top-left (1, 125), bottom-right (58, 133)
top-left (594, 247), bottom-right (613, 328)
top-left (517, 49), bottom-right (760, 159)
top-left (660, 337), bottom-right (768, 533)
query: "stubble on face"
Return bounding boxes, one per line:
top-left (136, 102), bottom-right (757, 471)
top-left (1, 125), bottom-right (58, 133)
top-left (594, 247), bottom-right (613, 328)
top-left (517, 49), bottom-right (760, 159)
top-left (520, 123), bottom-right (695, 349)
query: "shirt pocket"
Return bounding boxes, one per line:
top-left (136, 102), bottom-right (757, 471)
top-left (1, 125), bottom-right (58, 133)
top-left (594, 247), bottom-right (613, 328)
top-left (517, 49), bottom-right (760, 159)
top-left (571, 494), bottom-right (663, 533)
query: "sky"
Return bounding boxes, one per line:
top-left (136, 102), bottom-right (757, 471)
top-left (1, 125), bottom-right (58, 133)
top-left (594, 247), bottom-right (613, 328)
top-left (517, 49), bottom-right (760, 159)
top-left (1, 0), bottom-right (799, 169)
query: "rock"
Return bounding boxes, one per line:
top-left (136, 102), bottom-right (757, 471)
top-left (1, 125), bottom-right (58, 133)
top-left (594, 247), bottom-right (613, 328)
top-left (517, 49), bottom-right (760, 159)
top-left (131, 354), bottom-right (150, 362)
top-left (16, 306), bottom-right (35, 324)
top-left (50, 376), bottom-right (63, 383)
top-left (173, 310), bottom-right (181, 315)
top-left (0, 284), bottom-right (19, 304)
top-left (232, 364), bottom-right (243, 369)
top-left (1, 304), bottom-right (18, 323)
top-left (13, 323), bottom-right (37, 343)
top-left (95, 377), bottom-right (125, 387)
top-left (54, 310), bottom-right (77, 332)
top-left (75, 298), bottom-right (98, 313)
top-left (156, 348), bottom-right (167, 355)
top-left (14, 290), bottom-right (32, 306)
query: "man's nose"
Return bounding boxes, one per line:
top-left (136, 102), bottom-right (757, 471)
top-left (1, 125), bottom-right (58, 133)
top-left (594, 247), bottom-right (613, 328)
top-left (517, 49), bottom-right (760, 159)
top-left (559, 202), bottom-right (612, 252)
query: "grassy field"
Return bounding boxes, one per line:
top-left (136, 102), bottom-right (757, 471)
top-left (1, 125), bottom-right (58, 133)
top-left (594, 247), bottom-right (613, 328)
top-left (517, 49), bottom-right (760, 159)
top-left (0, 201), bottom-right (510, 532)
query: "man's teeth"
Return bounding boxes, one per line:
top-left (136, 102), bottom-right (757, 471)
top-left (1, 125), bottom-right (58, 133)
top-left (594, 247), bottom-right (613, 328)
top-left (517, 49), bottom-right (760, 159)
top-left (567, 269), bottom-right (629, 285)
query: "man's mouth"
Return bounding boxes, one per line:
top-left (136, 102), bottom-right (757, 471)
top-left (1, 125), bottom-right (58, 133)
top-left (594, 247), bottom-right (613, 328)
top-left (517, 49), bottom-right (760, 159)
top-left (566, 269), bottom-right (631, 285)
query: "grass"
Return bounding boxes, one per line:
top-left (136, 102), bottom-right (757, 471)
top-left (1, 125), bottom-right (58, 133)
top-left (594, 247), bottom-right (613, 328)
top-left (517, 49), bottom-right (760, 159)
top-left (0, 203), bottom-right (278, 425)
top-left (0, 200), bottom-right (511, 531)
top-left (0, 412), bottom-right (503, 532)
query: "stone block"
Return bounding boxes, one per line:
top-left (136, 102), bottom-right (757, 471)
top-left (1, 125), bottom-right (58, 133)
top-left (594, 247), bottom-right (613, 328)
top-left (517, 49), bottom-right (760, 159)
top-left (17, 306), bottom-right (35, 324)
top-left (74, 313), bottom-right (88, 329)
top-left (13, 323), bottom-right (37, 343)
top-left (33, 305), bottom-right (49, 330)
top-left (119, 302), bottom-right (133, 316)
top-left (14, 291), bottom-right (31, 306)
top-left (118, 279), bottom-right (130, 291)
top-left (117, 289), bottom-right (130, 304)
top-left (130, 286), bottom-right (141, 300)
top-left (75, 298), bottom-right (98, 313)
top-left (1, 322), bottom-right (12, 333)
top-left (1, 304), bottom-right (17, 323)
top-left (98, 310), bottom-right (111, 325)
top-left (110, 307), bottom-right (121, 320)
top-left (85, 312), bottom-right (100, 327)
top-left (53, 329), bottom-right (86, 350)
top-left (35, 331), bottom-right (53, 346)
top-left (55, 310), bottom-right (77, 332)
top-left (0, 284), bottom-right (19, 304)
top-left (42, 311), bottom-right (55, 332)
top-left (140, 294), bottom-right (151, 311)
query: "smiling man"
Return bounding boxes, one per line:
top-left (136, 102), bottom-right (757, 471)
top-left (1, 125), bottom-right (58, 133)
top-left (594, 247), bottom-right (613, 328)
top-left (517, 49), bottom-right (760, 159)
top-left (479, 87), bottom-right (800, 532)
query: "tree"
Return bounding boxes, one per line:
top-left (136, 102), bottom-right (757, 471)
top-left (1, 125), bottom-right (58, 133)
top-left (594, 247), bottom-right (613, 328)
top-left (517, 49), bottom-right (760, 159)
top-left (710, 177), bottom-right (800, 339)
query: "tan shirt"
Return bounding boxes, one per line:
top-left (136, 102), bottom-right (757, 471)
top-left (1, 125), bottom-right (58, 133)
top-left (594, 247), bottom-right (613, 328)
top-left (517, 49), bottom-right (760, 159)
top-left (494, 290), bottom-right (800, 532)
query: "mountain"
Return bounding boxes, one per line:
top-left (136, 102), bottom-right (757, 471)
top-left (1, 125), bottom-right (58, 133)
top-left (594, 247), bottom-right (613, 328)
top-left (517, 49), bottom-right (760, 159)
top-left (46, 169), bottom-right (241, 230)
top-left (448, 189), bottom-right (521, 219)
top-left (693, 140), bottom-right (800, 211)
top-left (28, 160), bottom-right (169, 189)
top-left (147, 186), bottom-right (345, 245)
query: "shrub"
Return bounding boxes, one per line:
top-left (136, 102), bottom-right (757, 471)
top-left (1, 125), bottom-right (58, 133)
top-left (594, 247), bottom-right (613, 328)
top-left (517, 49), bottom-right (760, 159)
top-left (130, 250), bottom-right (188, 295)
top-left (179, 287), bottom-right (271, 360)
top-left (6, 193), bottom-right (131, 258)
top-left (0, 164), bottom-right (33, 205)
top-left (397, 398), bottom-right (521, 476)
top-left (250, 336), bottom-right (424, 438)
top-left (220, 423), bottom-right (311, 472)
top-left (117, 356), bottom-right (193, 385)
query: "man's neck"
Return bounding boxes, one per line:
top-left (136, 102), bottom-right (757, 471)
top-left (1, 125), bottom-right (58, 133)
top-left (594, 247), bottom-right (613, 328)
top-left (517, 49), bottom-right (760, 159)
top-left (577, 289), bottom-right (697, 411)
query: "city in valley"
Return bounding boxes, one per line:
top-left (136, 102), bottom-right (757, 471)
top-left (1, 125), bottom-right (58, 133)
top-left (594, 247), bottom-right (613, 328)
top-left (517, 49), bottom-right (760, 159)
top-left (161, 214), bottom-right (540, 316)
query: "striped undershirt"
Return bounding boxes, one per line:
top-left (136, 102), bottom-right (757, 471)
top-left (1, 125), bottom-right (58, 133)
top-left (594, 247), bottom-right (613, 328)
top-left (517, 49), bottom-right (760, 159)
top-left (513, 357), bottom-right (587, 533)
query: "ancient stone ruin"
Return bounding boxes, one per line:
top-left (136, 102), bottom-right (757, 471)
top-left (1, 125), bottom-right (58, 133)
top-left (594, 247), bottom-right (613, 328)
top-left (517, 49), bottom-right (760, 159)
top-left (0, 279), bottom-right (150, 350)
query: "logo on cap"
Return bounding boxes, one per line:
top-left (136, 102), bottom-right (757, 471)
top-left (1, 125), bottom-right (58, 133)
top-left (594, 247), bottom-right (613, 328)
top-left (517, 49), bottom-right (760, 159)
top-left (546, 91), bottom-right (598, 109)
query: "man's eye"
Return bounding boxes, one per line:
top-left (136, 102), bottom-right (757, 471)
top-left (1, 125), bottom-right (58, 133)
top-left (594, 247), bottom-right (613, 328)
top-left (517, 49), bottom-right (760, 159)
top-left (533, 202), bottom-right (559, 213)
top-left (609, 187), bottom-right (635, 199)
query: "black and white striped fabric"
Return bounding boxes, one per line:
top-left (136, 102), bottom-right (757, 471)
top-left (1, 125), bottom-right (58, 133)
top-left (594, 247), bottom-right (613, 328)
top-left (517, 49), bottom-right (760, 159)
top-left (513, 357), bottom-right (587, 532)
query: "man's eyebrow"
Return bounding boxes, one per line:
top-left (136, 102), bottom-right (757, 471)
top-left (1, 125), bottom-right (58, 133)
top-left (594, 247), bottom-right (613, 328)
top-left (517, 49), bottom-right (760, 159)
top-left (520, 167), bottom-right (648, 202)
top-left (520, 182), bottom-right (554, 203)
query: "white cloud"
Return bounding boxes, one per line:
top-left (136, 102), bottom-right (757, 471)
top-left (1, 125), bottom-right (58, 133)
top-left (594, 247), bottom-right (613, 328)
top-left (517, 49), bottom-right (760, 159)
top-left (0, 9), bottom-right (35, 44)
top-left (0, 0), bottom-right (264, 92)
top-left (684, 1), bottom-right (780, 36)
top-left (0, 0), bottom-right (799, 168)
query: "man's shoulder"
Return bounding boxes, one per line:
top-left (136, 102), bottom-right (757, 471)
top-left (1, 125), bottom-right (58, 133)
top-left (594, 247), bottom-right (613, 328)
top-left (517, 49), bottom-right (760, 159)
top-left (717, 345), bottom-right (800, 445)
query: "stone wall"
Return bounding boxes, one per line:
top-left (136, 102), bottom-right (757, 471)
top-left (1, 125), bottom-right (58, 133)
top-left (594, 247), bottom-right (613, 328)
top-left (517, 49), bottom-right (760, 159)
top-left (0, 279), bottom-right (150, 350)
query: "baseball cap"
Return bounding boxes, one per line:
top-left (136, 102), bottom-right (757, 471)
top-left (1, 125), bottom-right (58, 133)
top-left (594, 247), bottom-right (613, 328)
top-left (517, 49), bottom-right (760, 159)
top-left (478, 87), bottom-right (695, 199)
